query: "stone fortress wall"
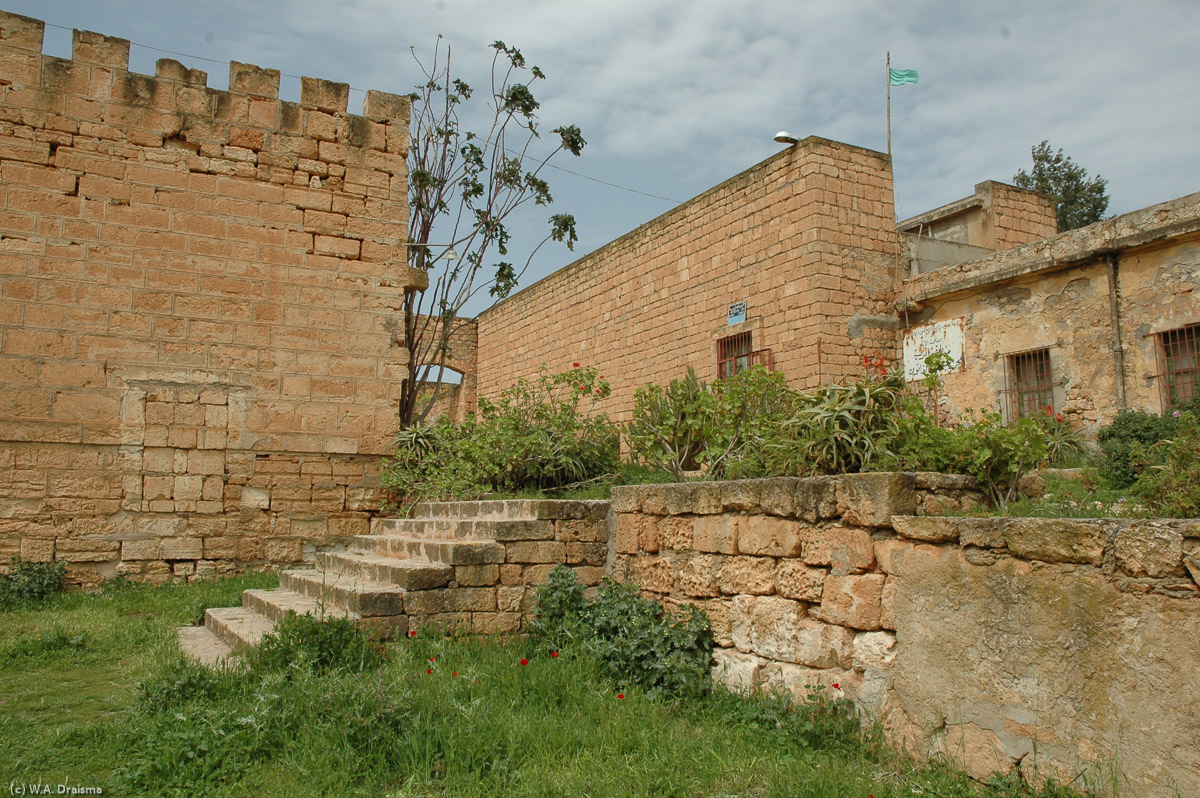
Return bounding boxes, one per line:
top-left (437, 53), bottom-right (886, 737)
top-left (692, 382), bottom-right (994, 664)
top-left (0, 11), bottom-right (426, 584)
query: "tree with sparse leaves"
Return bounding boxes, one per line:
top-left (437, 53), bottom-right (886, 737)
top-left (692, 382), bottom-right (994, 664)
top-left (1013, 140), bottom-right (1109, 233)
top-left (400, 39), bottom-right (585, 426)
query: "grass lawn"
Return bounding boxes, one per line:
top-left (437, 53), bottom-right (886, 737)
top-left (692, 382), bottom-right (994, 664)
top-left (1, 574), bottom-right (1084, 797)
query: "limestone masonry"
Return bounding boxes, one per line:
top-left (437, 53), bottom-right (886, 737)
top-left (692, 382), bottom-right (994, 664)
top-left (0, 11), bottom-right (425, 583)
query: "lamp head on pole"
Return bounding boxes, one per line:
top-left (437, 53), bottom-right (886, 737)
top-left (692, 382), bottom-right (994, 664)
top-left (773, 131), bottom-right (800, 145)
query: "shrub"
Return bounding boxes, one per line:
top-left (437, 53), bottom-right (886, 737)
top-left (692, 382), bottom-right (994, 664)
top-left (1132, 411), bottom-right (1200, 517)
top-left (528, 566), bottom-right (714, 699)
top-left (0, 557), bottom-right (66, 607)
top-left (383, 364), bottom-right (620, 504)
top-left (770, 371), bottom-right (910, 475)
top-left (625, 366), bottom-right (793, 480)
top-left (1096, 409), bottom-right (1177, 488)
top-left (248, 611), bottom-right (385, 675)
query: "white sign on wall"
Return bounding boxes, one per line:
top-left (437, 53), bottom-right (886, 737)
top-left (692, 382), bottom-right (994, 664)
top-left (903, 318), bottom-right (965, 381)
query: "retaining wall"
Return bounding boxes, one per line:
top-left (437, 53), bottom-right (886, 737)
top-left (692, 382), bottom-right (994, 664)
top-left (609, 474), bottom-right (1200, 797)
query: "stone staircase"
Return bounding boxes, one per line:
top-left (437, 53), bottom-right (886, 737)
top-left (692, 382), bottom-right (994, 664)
top-left (177, 499), bottom-right (611, 663)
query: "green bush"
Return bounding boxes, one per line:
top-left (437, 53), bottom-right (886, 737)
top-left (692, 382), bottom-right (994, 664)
top-left (248, 611), bottom-right (386, 675)
top-left (625, 366), bottom-right (794, 480)
top-left (0, 557), bottom-right (66, 608)
top-left (1132, 411), bottom-right (1200, 517)
top-left (1096, 409), bottom-right (1177, 488)
top-left (528, 566), bottom-right (714, 699)
top-left (383, 364), bottom-right (620, 504)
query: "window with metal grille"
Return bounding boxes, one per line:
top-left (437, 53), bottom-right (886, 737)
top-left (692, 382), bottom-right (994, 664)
top-left (717, 332), bottom-right (773, 379)
top-left (1156, 323), bottom-right (1200, 409)
top-left (1004, 348), bottom-right (1054, 420)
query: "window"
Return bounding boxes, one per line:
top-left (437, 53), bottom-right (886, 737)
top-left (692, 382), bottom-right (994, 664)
top-left (717, 332), bottom-right (773, 379)
top-left (1004, 348), bottom-right (1053, 420)
top-left (1156, 323), bottom-right (1200, 409)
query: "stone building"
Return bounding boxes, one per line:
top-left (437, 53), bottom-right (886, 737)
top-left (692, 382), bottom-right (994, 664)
top-left (0, 11), bottom-right (424, 583)
top-left (0, 9), bottom-right (1197, 582)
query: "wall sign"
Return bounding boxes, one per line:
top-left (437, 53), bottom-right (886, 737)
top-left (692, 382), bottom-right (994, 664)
top-left (727, 301), bottom-right (747, 326)
top-left (903, 318), bottom-right (965, 381)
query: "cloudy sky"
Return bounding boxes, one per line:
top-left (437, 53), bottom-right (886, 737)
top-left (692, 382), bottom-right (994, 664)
top-left (21, 1), bottom-right (1200, 314)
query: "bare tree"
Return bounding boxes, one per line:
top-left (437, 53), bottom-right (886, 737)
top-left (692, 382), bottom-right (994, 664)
top-left (400, 38), bottom-right (585, 426)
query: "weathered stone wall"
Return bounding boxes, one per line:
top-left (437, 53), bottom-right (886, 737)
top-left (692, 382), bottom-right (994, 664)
top-left (900, 191), bottom-right (1200, 432)
top-left (898, 181), bottom-right (1056, 253)
top-left (475, 137), bottom-right (902, 424)
top-left (608, 475), bottom-right (1200, 797)
top-left (0, 12), bottom-right (424, 583)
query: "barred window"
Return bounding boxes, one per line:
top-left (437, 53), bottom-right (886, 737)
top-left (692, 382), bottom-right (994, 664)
top-left (1156, 324), bottom-right (1200, 409)
top-left (716, 332), bottom-right (773, 379)
top-left (1004, 348), bottom-right (1054, 420)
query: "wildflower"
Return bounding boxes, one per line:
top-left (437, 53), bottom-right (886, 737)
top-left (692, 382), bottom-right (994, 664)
top-left (409, 630), bottom-right (417, 638)
top-left (573, 362), bottom-right (580, 368)
top-left (1056, 413), bottom-right (1063, 422)
top-left (520, 658), bottom-right (529, 666)
top-left (426, 668), bottom-right (433, 675)
top-left (1046, 405), bottom-right (1053, 414)
top-left (1174, 410), bottom-right (1181, 418)
top-left (429, 657), bottom-right (436, 663)
top-left (550, 651), bottom-right (559, 658)
top-left (452, 671), bottom-right (458, 677)
top-left (579, 385), bottom-right (586, 391)
top-left (617, 693), bottom-right (625, 699)
top-left (863, 355), bottom-right (871, 367)
top-left (832, 683), bottom-right (840, 690)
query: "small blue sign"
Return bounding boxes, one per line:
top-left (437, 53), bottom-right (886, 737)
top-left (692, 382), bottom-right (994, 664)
top-left (727, 301), bottom-right (747, 326)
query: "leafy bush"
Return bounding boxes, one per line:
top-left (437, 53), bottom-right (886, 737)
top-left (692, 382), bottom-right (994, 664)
top-left (248, 611), bottom-right (385, 675)
top-left (1032, 407), bottom-right (1085, 467)
top-left (383, 365), bottom-right (619, 504)
top-left (625, 366), bottom-right (794, 480)
top-left (0, 557), bottom-right (66, 607)
top-left (528, 565), bottom-right (714, 699)
top-left (1132, 411), bottom-right (1200, 517)
top-left (770, 371), bottom-right (910, 475)
top-left (1096, 409), bottom-right (1177, 488)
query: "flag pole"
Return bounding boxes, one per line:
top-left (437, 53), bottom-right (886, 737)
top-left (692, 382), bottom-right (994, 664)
top-left (886, 51), bottom-right (891, 158)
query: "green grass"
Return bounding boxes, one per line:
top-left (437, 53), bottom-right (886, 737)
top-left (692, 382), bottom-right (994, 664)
top-left (1, 576), bottom-right (1086, 797)
top-left (951, 473), bottom-right (1150, 519)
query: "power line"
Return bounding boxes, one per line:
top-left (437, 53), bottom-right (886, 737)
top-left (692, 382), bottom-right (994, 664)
top-left (42, 20), bottom-right (683, 206)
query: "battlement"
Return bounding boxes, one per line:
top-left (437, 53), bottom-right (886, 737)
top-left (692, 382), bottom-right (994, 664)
top-left (0, 10), bottom-right (409, 162)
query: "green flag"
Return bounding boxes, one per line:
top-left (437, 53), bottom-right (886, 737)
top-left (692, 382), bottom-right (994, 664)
top-left (889, 68), bottom-right (919, 86)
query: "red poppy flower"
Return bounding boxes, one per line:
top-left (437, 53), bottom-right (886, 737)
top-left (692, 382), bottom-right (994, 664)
top-left (833, 683), bottom-right (840, 690)
top-left (452, 671), bottom-right (457, 677)
top-left (409, 631), bottom-right (417, 638)
top-left (617, 693), bottom-right (625, 699)
top-left (429, 657), bottom-right (436, 663)
top-left (520, 658), bottom-right (529, 666)
top-left (579, 385), bottom-right (586, 391)
top-left (426, 668), bottom-right (433, 674)
top-left (573, 362), bottom-right (580, 368)
top-left (550, 651), bottom-right (559, 658)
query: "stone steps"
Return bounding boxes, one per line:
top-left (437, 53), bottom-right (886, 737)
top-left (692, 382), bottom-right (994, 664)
top-left (178, 498), bottom-right (611, 664)
top-left (177, 625), bottom-right (236, 666)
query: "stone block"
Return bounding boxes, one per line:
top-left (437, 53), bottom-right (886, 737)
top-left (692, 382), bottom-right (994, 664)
top-left (657, 516), bottom-right (693, 551)
top-left (1004, 519), bottom-right (1106, 565)
top-left (738, 515), bottom-right (802, 557)
top-left (879, 578), bottom-right (896, 630)
top-left (203, 537), bottom-right (238, 559)
top-left (794, 476), bottom-right (839, 522)
top-left (957, 518), bottom-right (1008, 549)
top-left (730, 594), bottom-right (756, 653)
top-left (455, 564), bottom-right (500, 586)
top-left (851, 630), bottom-right (897, 672)
top-left (571, 565), bottom-right (605, 586)
top-left (20, 538), bottom-right (54, 562)
top-left (718, 556), bottom-right (776, 595)
top-left (505, 541), bottom-right (565, 564)
top-left (609, 487), bottom-right (641, 514)
top-left (614, 513), bottom-right (641, 554)
top-left (813, 573), bottom-right (885, 630)
top-left (758, 477), bottom-right (798, 516)
top-left (746, 595), bottom-right (853, 667)
top-left (674, 553), bottom-right (721, 597)
top-left (692, 515), bottom-right (738, 554)
top-left (160, 538), bottom-right (202, 560)
top-left (799, 526), bottom-right (875, 572)
top-left (719, 480), bottom-right (763, 512)
top-left (835, 472), bottom-right (916, 527)
top-left (891, 515), bottom-right (960, 543)
top-left (712, 648), bottom-right (764, 693)
top-left (497, 585), bottom-right (525, 613)
top-left (1115, 522), bottom-right (1185, 578)
top-left (775, 560), bottom-right (827, 601)
top-left (638, 517), bottom-right (660, 553)
top-left (446, 587), bottom-right (497, 613)
top-left (629, 556), bottom-right (673, 594)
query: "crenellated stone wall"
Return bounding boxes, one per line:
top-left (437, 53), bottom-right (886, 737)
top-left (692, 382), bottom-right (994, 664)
top-left (608, 475), bottom-right (1200, 797)
top-left (0, 11), bottom-right (425, 584)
